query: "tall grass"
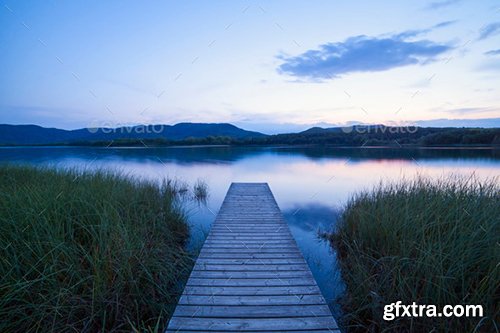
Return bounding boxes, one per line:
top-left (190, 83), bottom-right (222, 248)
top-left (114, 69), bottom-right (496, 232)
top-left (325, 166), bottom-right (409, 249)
top-left (0, 165), bottom-right (193, 332)
top-left (193, 179), bottom-right (208, 203)
top-left (329, 175), bottom-right (499, 332)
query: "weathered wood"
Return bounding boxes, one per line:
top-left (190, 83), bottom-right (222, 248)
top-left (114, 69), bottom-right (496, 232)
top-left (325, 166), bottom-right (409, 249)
top-left (203, 242), bottom-right (296, 247)
top-left (186, 277), bottom-right (318, 287)
top-left (166, 317), bottom-right (338, 331)
top-left (165, 183), bottom-right (339, 332)
top-left (178, 294), bottom-right (328, 306)
top-left (192, 264), bottom-right (310, 271)
top-left (166, 330), bottom-right (337, 333)
top-left (195, 258), bottom-right (306, 264)
top-left (166, 331), bottom-right (337, 333)
top-left (188, 270), bottom-right (312, 279)
top-left (172, 304), bottom-right (332, 317)
top-left (204, 239), bottom-right (293, 243)
top-left (182, 285), bottom-right (321, 296)
top-left (196, 252), bottom-right (305, 259)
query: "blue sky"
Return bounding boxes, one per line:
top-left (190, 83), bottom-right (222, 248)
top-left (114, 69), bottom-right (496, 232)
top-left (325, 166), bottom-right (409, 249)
top-left (1, 0), bottom-right (499, 133)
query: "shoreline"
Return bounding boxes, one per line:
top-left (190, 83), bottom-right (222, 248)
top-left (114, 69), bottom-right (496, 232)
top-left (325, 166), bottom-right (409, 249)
top-left (1, 143), bottom-right (499, 149)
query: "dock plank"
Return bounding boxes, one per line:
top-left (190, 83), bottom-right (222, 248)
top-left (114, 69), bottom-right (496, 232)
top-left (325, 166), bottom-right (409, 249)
top-left (165, 183), bottom-right (339, 332)
top-left (166, 317), bottom-right (338, 332)
top-left (182, 285), bottom-right (321, 296)
top-left (172, 304), bottom-right (332, 317)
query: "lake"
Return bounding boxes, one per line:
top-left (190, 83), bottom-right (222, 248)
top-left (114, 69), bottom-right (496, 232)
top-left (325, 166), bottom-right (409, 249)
top-left (1, 145), bottom-right (499, 317)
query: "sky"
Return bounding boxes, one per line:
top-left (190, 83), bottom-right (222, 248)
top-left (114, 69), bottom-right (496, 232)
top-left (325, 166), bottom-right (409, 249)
top-left (1, 0), bottom-right (499, 133)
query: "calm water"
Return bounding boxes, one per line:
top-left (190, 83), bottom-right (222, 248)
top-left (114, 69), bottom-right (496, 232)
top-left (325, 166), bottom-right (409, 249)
top-left (1, 146), bottom-right (499, 317)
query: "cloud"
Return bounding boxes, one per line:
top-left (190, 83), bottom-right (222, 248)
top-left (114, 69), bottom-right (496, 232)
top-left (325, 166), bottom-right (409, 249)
top-left (414, 118), bottom-right (500, 128)
top-left (442, 107), bottom-right (495, 115)
top-left (278, 34), bottom-right (452, 80)
top-left (477, 60), bottom-right (500, 72)
top-left (425, 0), bottom-right (461, 10)
top-left (484, 49), bottom-right (500, 56)
top-left (433, 20), bottom-right (457, 29)
top-left (478, 22), bottom-right (500, 40)
top-left (394, 20), bottom-right (457, 39)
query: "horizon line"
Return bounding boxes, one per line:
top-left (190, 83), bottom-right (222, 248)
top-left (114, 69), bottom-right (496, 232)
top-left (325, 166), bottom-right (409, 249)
top-left (1, 117), bottom-right (499, 134)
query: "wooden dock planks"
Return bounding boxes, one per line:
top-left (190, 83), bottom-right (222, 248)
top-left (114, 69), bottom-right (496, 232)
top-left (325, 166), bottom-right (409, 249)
top-left (165, 183), bottom-right (339, 332)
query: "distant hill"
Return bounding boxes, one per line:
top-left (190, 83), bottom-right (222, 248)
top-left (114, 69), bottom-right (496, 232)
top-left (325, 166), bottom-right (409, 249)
top-left (269, 125), bottom-right (500, 146)
top-left (299, 127), bottom-right (341, 135)
top-left (1, 123), bottom-right (498, 147)
top-left (299, 124), bottom-right (402, 135)
top-left (0, 123), bottom-right (267, 145)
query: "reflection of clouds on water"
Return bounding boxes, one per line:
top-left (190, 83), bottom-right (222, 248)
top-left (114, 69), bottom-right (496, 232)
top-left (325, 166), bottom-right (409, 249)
top-left (283, 203), bottom-right (341, 232)
top-left (283, 203), bottom-right (345, 317)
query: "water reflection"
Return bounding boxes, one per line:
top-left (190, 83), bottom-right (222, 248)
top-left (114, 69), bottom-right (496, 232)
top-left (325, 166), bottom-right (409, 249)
top-left (283, 204), bottom-right (343, 317)
top-left (0, 145), bottom-right (498, 164)
top-left (1, 145), bottom-right (498, 315)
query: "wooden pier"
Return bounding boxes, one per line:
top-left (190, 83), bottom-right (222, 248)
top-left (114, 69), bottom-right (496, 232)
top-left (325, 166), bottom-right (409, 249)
top-left (166, 183), bottom-right (339, 332)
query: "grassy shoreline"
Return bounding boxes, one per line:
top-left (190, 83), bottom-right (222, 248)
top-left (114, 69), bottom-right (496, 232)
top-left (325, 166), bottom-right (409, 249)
top-left (0, 166), bottom-right (194, 332)
top-left (328, 176), bottom-right (499, 332)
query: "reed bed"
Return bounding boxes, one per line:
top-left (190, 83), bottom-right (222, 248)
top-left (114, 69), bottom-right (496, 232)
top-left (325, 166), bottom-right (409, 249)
top-left (328, 175), bottom-right (499, 332)
top-left (0, 165), bottom-right (194, 332)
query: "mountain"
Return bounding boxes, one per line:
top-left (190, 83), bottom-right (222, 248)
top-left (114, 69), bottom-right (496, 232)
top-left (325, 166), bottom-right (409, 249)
top-left (0, 123), bottom-right (267, 145)
top-left (1, 122), bottom-right (498, 146)
top-left (299, 125), bottom-right (388, 135)
top-left (299, 127), bottom-right (338, 135)
top-left (269, 125), bottom-right (499, 146)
